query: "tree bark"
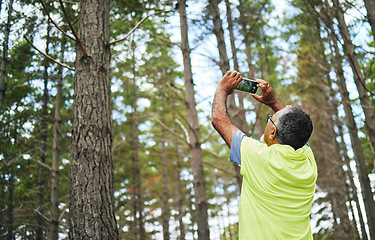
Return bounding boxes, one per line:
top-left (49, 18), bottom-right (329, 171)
top-left (0, 0), bottom-right (14, 113)
top-left (209, 0), bottom-right (230, 75)
top-left (36, 21), bottom-right (51, 240)
top-left (49, 30), bottom-right (66, 240)
top-left (225, 0), bottom-right (238, 72)
top-left (69, 0), bottom-right (118, 238)
top-left (178, 1), bottom-right (210, 239)
top-left (363, 0), bottom-right (375, 41)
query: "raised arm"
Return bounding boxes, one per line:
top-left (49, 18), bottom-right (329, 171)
top-left (250, 79), bottom-right (284, 112)
top-left (212, 72), bottom-right (284, 147)
top-left (211, 71), bottom-right (241, 148)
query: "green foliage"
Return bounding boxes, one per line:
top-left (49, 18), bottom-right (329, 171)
top-left (2, 0), bottom-right (374, 239)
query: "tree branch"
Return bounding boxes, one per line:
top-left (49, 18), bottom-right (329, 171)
top-left (147, 30), bottom-right (180, 46)
top-left (109, 11), bottom-right (162, 45)
top-left (150, 114), bottom-right (190, 146)
top-left (24, 36), bottom-right (75, 71)
top-left (59, 201), bottom-right (69, 221)
top-left (202, 159), bottom-right (236, 177)
top-left (175, 118), bottom-right (190, 145)
top-left (164, 82), bottom-right (185, 101)
top-left (39, 0), bottom-right (76, 42)
top-left (58, 0), bottom-right (86, 57)
top-left (35, 209), bottom-right (51, 223)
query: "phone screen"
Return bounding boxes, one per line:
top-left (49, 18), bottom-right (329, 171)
top-left (235, 78), bottom-right (258, 94)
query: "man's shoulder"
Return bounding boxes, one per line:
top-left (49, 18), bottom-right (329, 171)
top-left (241, 136), bottom-right (268, 150)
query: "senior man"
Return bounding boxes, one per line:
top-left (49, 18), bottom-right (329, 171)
top-left (211, 71), bottom-right (317, 239)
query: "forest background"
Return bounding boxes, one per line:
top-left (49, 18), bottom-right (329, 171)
top-left (0, 0), bottom-right (374, 239)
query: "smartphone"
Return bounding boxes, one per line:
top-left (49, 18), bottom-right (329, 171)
top-left (235, 78), bottom-right (258, 94)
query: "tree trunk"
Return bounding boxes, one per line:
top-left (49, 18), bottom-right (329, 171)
top-left (326, 77), bottom-right (357, 239)
top-left (225, 0), bottom-right (238, 72)
top-left (178, 1), bottom-right (210, 239)
top-left (209, 0), bottom-right (244, 191)
top-left (330, 29), bottom-right (374, 239)
top-left (130, 40), bottom-right (145, 240)
top-left (306, 91), bottom-right (353, 239)
top-left (1, 2), bottom-right (14, 233)
top-left (173, 138), bottom-right (185, 240)
top-left (305, 17), bottom-right (354, 239)
top-left (326, 59), bottom-right (361, 238)
top-left (188, 195), bottom-right (198, 240)
top-left (291, 11), bottom-right (354, 238)
top-left (49, 31), bottom-right (66, 240)
top-left (161, 123), bottom-right (170, 240)
top-left (69, 0), bottom-right (118, 238)
top-left (6, 167), bottom-right (14, 240)
top-left (330, 1), bottom-right (375, 237)
top-left (36, 21), bottom-right (51, 240)
top-left (224, 0), bottom-right (250, 135)
top-left (332, 0), bottom-right (375, 158)
top-left (0, 0), bottom-right (14, 113)
top-left (225, 0), bottom-right (246, 190)
top-left (337, 122), bottom-right (367, 240)
top-left (0, 173), bottom-right (4, 233)
top-left (245, 41), bottom-right (264, 138)
top-left (175, 155), bottom-right (185, 240)
top-left (363, 0), bottom-right (375, 41)
top-left (209, 0), bottom-right (230, 75)
top-left (307, 74), bottom-right (353, 239)
top-left (238, 0), bottom-right (265, 139)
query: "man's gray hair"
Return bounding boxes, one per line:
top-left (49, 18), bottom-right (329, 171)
top-left (275, 106), bottom-right (313, 150)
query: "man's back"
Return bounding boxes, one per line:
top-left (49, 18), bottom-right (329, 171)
top-left (239, 137), bottom-right (317, 240)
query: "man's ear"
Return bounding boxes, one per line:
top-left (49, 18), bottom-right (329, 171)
top-left (269, 127), bottom-right (277, 140)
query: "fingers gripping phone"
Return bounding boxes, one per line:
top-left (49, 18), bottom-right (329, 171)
top-left (235, 78), bottom-right (258, 94)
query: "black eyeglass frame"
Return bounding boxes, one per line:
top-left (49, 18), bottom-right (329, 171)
top-left (267, 115), bottom-right (278, 130)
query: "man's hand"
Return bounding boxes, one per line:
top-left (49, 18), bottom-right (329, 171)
top-left (217, 71), bottom-right (242, 95)
top-left (250, 79), bottom-right (284, 112)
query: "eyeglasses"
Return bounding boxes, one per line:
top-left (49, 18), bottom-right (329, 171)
top-left (267, 115), bottom-right (277, 129)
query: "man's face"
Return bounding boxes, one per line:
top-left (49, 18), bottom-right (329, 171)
top-left (263, 107), bottom-right (289, 146)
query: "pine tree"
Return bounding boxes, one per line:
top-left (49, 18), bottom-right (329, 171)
top-left (178, 1), bottom-right (210, 239)
top-left (0, 0), bottom-right (14, 112)
top-left (69, 0), bottom-right (118, 238)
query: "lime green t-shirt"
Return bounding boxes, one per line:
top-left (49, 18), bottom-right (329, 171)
top-left (239, 136), bottom-right (317, 240)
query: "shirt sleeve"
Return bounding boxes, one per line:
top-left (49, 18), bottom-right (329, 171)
top-left (229, 130), bottom-right (246, 166)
